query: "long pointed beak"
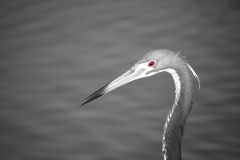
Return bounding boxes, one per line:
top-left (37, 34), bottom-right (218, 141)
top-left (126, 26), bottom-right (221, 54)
top-left (79, 67), bottom-right (145, 106)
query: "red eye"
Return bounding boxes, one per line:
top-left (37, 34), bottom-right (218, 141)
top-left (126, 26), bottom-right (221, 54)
top-left (148, 60), bottom-right (156, 67)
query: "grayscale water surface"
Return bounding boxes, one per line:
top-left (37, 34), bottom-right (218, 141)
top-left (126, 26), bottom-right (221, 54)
top-left (1, 1), bottom-right (240, 160)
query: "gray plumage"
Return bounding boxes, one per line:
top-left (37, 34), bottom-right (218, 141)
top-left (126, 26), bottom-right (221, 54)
top-left (80, 49), bottom-right (200, 160)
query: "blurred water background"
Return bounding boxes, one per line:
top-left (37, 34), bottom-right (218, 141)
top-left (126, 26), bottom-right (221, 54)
top-left (1, 0), bottom-right (240, 160)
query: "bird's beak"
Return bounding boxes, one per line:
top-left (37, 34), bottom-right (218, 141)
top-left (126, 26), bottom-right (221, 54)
top-left (79, 66), bottom-right (146, 106)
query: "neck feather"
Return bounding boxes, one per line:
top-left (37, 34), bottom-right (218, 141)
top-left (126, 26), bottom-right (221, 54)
top-left (162, 67), bottom-right (195, 160)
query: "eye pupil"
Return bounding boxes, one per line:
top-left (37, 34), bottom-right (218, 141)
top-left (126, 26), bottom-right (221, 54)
top-left (148, 60), bottom-right (155, 67)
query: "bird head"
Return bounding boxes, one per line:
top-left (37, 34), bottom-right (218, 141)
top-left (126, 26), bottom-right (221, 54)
top-left (80, 49), bottom-right (195, 106)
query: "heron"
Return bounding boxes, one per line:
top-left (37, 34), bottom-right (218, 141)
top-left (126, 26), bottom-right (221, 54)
top-left (80, 49), bottom-right (200, 160)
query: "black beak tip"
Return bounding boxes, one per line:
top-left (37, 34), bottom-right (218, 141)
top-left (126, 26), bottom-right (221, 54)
top-left (78, 97), bottom-right (100, 107)
top-left (78, 91), bottom-right (105, 107)
top-left (78, 99), bottom-right (89, 107)
top-left (78, 102), bottom-right (84, 107)
top-left (78, 83), bottom-right (109, 107)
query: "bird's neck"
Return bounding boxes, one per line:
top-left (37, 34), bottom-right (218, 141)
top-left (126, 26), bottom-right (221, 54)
top-left (162, 68), bottom-right (194, 160)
